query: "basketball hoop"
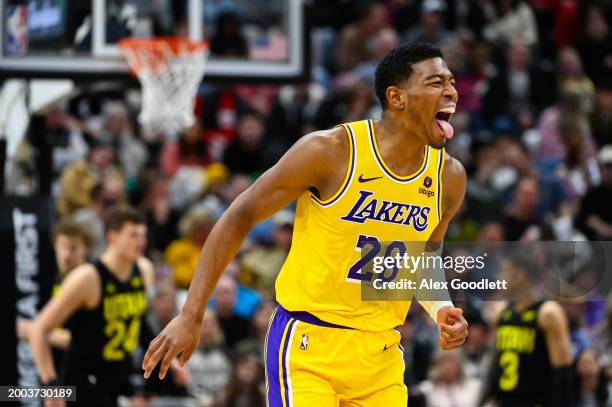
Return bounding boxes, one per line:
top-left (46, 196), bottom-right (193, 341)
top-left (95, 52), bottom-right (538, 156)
top-left (118, 37), bottom-right (208, 135)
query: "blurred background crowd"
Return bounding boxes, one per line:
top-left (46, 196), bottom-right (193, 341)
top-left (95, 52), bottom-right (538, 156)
top-left (4, 0), bottom-right (612, 405)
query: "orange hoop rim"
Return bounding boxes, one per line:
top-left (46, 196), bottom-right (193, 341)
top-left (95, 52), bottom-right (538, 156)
top-left (119, 37), bottom-right (208, 53)
top-left (118, 37), bottom-right (208, 74)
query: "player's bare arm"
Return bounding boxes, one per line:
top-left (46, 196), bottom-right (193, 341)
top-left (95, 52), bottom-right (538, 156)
top-left (538, 300), bottom-right (573, 406)
top-left (28, 264), bottom-right (101, 383)
top-left (427, 154), bottom-right (469, 350)
top-left (143, 127), bottom-right (350, 379)
top-left (538, 301), bottom-right (572, 367)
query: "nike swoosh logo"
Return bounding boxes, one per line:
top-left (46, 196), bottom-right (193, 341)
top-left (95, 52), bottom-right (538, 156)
top-left (358, 174), bottom-right (383, 183)
top-left (383, 344), bottom-right (390, 351)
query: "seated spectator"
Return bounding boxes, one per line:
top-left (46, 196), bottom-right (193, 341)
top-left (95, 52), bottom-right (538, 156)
top-left (483, 40), bottom-right (554, 125)
top-left (72, 178), bottom-right (125, 256)
top-left (212, 344), bottom-right (265, 407)
top-left (591, 294), bottom-right (612, 378)
top-left (502, 176), bottom-right (547, 240)
top-left (241, 210), bottom-right (293, 298)
top-left (165, 205), bottom-right (216, 288)
top-left (557, 47), bottom-right (595, 112)
top-left (146, 280), bottom-right (177, 334)
top-left (210, 275), bottom-right (251, 350)
top-left (222, 261), bottom-right (261, 319)
top-left (417, 350), bottom-right (481, 407)
top-left (336, 2), bottom-right (387, 73)
top-left (223, 113), bottom-right (267, 176)
top-left (590, 80), bottom-right (612, 148)
top-left (573, 349), bottom-right (609, 406)
top-left (403, 0), bottom-right (451, 46)
top-left (98, 102), bottom-right (148, 179)
top-left (575, 5), bottom-right (612, 85)
top-left (185, 310), bottom-right (232, 405)
top-left (483, 0), bottom-right (539, 47)
top-left (141, 177), bottom-right (180, 256)
top-left (210, 11), bottom-right (248, 58)
top-left (160, 122), bottom-right (212, 178)
top-left (577, 146), bottom-right (612, 240)
top-left (536, 90), bottom-right (598, 198)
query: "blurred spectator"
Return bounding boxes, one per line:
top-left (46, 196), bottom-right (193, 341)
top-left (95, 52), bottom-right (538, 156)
top-left (141, 177), bottom-right (180, 255)
top-left (573, 349), bottom-right (609, 407)
top-left (265, 82), bottom-right (330, 155)
top-left (146, 280), bottom-right (177, 334)
top-left (211, 275), bottom-right (251, 349)
top-left (590, 81), bottom-right (612, 149)
top-left (98, 102), bottom-right (148, 179)
top-left (72, 178), bottom-right (125, 256)
top-left (400, 312), bottom-right (435, 387)
top-left (241, 210), bottom-right (293, 298)
top-left (463, 309), bottom-right (491, 379)
top-left (562, 299), bottom-right (592, 359)
top-left (185, 310), bottom-right (232, 405)
top-left (198, 86), bottom-right (251, 146)
top-left (210, 11), bottom-right (248, 58)
top-left (417, 350), bottom-right (481, 407)
top-left (577, 146), bottom-right (612, 240)
top-left (223, 113), bottom-right (267, 175)
top-left (160, 123), bottom-right (212, 178)
top-left (482, 40), bottom-right (554, 125)
top-left (483, 0), bottom-right (539, 47)
top-left (336, 2), bottom-right (387, 72)
top-left (591, 294), bottom-right (612, 382)
top-left (465, 146), bottom-right (503, 223)
top-left (575, 6), bottom-right (612, 85)
top-left (28, 104), bottom-right (88, 184)
top-left (222, 261), bottom-right (262, 319)
top-left (165, 205), bottom-right (216, 288)
top-left (212, 345), bottom-right (265, 407)
top-left (536, 90), bottom-right (598, 198)
top-left (403, 0), bottom-right (452, 46)
top-left (502, 176), bottom-right (546, 240)
top-left (557, 47), bottom-right (595, 112)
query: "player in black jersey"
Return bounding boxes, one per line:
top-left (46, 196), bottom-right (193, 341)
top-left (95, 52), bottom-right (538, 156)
top-left (29, 207), bottom-right (154, 407)
top-left (18, 220), bottom-right (92, 378)
top-left (480, 250), bottom-right (573, 407)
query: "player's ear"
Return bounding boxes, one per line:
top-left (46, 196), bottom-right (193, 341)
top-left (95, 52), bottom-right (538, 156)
top-left (385, 86), bottom-right (406, 110)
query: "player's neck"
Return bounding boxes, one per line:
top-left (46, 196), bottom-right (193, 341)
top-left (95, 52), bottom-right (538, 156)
top-left (99, 249), bottom-right (134, 281)
top-left (375, 116), bottom-right (427, 170)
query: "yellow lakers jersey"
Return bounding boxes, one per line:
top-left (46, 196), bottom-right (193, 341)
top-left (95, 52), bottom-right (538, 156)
top-left (276, 119), bottom-right (445, 331)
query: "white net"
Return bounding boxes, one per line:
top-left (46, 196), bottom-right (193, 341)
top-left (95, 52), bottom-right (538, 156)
top-left (119, 38), bottom-right (208, 136)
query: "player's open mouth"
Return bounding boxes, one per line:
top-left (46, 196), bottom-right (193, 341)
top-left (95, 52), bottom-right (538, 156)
top-left (435, 105), bottom-right (455, 140)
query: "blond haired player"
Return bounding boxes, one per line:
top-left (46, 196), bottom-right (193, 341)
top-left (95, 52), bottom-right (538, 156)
top-left (143, 42), bottom-right (469, 406)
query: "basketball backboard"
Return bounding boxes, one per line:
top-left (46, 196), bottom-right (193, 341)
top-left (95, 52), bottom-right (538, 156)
top-left (0, 0), bottom-right (308, 82)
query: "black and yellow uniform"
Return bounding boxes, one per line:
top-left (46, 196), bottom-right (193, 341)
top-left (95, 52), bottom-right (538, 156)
top-left (493, 301), bottom-right (552, 407)
top-left (62, 259), bottom-right (147, 406)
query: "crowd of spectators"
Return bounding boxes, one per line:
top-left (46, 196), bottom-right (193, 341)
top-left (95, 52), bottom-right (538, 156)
top-left (6, 0), bottom-right (612, 405)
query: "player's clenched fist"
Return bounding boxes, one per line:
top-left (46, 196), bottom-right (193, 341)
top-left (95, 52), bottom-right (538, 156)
top-left (436, 306), bottom-right (468, 350)
top-left (142, 313), bottom-right (201, 380)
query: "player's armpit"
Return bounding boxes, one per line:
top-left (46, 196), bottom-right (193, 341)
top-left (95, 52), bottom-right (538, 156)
top-left (427, 154), bottom-right (466, 245)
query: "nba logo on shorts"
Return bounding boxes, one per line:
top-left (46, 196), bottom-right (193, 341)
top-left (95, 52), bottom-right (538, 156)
top-left (300, 334), bottom-right (308, 350)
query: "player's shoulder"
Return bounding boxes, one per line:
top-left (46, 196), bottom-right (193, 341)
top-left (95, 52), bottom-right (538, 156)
top-left (287, 127), bottom-right (350, 173)
top-left (66, 263), bottom-right (99, 285)
top-left (537, 301), bottom-right (567, 330)
top-left (136, 256), bottom-right (155, 289)
top-left (298, 127), bottom-right (349, 156)
top-left (442, 152), bottom-right (466, 184)
top-left (58, 263), bottom-right (101, 305)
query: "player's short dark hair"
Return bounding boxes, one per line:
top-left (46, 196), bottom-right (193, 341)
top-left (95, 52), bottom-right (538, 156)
top-left (105, 205), bottom-right (145, 233)
top-left (374, 42), bottom-right (443, 109)
top-left (52, 220), bottom-right (92, 249)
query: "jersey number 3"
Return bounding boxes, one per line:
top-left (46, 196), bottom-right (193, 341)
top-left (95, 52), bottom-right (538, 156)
top-left (499, 351), bottom-right (520, 391)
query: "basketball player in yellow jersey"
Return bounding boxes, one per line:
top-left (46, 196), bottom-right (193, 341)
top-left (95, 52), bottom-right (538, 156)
top-left (143, 42), bottom-right (469, 406)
